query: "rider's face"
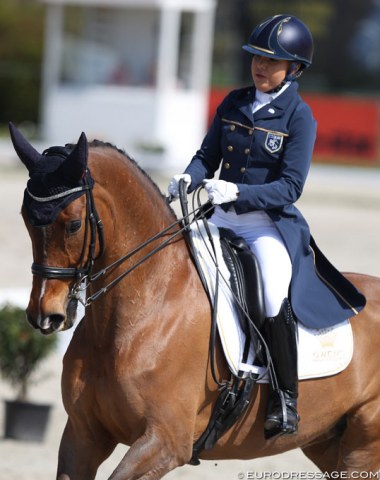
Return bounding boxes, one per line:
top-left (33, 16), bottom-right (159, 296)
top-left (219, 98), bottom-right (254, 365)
top-left (251, 55), bottom-right (292, 92)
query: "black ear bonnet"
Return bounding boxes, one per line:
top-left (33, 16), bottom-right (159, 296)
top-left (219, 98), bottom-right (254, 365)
top-left (9, 123), bottom-right (93, 227)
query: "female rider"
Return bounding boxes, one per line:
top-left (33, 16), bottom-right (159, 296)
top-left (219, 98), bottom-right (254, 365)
top-left (168, 14), bottom-right (366, 439)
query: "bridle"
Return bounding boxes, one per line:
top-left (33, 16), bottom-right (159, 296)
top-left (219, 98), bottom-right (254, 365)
top-left (27, 175), bottom-right (212, 308)
top-left (29, 170), bottom-right (105, 284)
top-left (28, 175), bottom-right (271, 391)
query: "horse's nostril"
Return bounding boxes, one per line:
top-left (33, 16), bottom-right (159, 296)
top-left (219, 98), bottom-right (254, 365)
top-left (50, 314), bottom-right (65, 326)
top-left (40, 314), bottom-right (65, 331)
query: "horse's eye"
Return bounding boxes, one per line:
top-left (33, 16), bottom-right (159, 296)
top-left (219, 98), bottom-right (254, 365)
top-left (66, 219), bottom-right (82, 235)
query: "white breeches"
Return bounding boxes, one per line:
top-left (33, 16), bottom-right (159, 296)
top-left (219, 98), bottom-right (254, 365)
top-left (210, 207), bottom-right (292, 317)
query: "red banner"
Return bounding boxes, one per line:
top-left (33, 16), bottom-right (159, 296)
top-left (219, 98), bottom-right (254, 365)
top-left (209, 89), bottom-right (380, 166)
top-left (304, 94), bottom-right (378, 165)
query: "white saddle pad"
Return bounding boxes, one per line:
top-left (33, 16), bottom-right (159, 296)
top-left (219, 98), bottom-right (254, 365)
top-left (189, 221), bottom-right (353, 381)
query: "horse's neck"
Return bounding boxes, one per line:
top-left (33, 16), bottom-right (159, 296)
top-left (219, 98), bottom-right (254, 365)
top-left (92, 152), bottom-right (175, 243)
top-left (85, 153), bottom-right (185, 340)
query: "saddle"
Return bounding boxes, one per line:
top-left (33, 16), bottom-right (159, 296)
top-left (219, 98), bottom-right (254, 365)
top-left (218, 227), bottom-right (266, 367)
top-left (187, 223), bottom-right (268, 464)
top-left (186, 217), bottom-right (354, 464)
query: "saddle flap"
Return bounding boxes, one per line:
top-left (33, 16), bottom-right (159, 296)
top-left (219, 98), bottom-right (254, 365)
top-left (188, 221), bottom-right (354, 381)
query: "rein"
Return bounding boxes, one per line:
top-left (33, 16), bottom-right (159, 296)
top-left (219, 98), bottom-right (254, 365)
top-left (72, 192), bottom-right (214, 306)
top-left (178, 182), bottom-right (225, 387)
top-left (28, 173), bottom-right (214, 307)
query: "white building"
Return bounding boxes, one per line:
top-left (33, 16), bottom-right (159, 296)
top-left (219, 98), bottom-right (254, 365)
top-left (39, 0), bottom-right (216, 171)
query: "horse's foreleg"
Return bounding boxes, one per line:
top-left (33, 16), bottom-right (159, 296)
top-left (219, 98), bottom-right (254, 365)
top-left (337, 437), bottom-right (380, 476)
top-left (108, 427), bottom-right (191, 480)
top-left (57, 419), bottom-right (116, 480)
top-left (337, 405), bottom-right (380, 475)
top-left (302, 437), bottom-right (340, 473)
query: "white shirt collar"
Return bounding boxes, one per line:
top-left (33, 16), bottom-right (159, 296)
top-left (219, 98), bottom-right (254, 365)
top-left (252, 81), bottom-right (291, 114)
top-left (256, 89), bottom-right (274, 105)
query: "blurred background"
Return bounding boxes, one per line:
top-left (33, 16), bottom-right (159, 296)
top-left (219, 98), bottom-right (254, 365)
top-left (0, 0), bottom-right (379, 170)
top-left (0, 1), bottom-right (379, 479)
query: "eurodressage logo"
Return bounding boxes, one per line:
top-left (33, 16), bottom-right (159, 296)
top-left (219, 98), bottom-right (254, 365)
top-left (265, 132), bottom-right (283, 153)
top-left (237, 471), bottom-right (380, 479)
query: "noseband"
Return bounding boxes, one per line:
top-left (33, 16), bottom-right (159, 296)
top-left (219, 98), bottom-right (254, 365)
top-left (29, 172), bottom-right (105, 282)
top-left (28, 172), bottom-right (211, 308)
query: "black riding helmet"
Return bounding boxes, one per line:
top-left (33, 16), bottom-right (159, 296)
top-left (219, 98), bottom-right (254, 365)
top-left (242, 14), bottom-right (314, 77)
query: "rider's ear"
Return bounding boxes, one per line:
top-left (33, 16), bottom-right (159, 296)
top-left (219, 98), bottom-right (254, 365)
top-left (8, 122), bottom-right (42, 173)
top-left (58, 132), bottom-right (88, 183)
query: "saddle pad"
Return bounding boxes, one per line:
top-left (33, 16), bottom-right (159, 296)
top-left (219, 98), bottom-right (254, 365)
top-left (189, 221), bottom-right (353, 381)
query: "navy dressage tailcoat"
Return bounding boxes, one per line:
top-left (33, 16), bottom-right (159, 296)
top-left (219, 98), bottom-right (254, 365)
top-left (185, 82), bottom-right (366, 328)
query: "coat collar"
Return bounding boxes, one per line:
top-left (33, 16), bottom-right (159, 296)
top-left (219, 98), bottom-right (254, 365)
top-left (233, 88), bottom-right (255, 123)
top-left (254, 81), bottom-right (299, 121)
top-left (232, 82), bottom-right (299, 123)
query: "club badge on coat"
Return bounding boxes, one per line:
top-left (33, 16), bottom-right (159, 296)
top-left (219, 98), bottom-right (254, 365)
top-left (265, 132), bottom-right (284, 153)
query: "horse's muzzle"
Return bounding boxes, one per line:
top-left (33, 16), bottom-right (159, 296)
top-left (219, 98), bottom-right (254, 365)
top-left (32, 312), bottom-right (66, 335)
top-left (27, 298), bottom-right (78, 335)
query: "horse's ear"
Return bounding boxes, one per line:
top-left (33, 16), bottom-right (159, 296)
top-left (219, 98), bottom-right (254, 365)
top-left (58, 132), bottom-right (88, 182)
top-left (9, 122), bottom-right (42, 173)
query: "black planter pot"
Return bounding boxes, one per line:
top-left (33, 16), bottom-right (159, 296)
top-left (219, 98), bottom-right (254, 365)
top-left (4, 399), bottom-right (52, 442)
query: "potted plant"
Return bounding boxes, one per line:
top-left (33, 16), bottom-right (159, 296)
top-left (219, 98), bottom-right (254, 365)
top-left (0, 303), bottom-right (57, 442)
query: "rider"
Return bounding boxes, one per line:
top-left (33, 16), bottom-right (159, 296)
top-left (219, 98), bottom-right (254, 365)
top-left (168, 14), bottom-right (366, 439)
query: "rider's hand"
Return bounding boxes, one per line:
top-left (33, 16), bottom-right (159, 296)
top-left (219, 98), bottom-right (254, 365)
top-left (167, 174), bottom-right (192, 200)
top-left (203, 179), bottom-right (239, 205)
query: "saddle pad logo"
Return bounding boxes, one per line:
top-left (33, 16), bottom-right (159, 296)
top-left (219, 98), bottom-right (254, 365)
top-left (265, 132), bottom-right (283, 153)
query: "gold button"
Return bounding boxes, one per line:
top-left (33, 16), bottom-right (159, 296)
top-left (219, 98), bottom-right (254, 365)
top-left (224, 162), bottom-right (231, 169)
top-left (248, 129), bottom-right (253, 135)
top-left (227, 145), bottom-right (233, 152)
top-left (244, 148), bottom-right (250, 154)
top-left (230, 125), bottom-right (236, 131)
top-left (240, 167), bottom-right (246, 173)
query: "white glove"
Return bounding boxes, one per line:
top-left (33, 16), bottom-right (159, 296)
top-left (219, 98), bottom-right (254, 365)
top-left (167, 174), bottom-right (192, 199)
top-left (203, 179), bottom-right (239, 205)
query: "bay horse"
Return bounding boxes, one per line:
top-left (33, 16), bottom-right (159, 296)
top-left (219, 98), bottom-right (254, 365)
top-left (10, 122), bottom-right (380, 480)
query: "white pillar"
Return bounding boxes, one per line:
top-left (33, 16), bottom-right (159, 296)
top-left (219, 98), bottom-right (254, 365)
top-left (156, 7), bottom-right (181, 90)
top-left (40, 4), bottom-right (64, 139)
top-left (190, 7), bottom-right (216, 91)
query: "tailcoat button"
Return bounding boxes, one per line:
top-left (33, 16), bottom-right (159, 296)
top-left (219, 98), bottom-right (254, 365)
top-left (248, 129), bottom-right (253, 135)
top-left (227, 145), bottom-right (234, 152)
top-left (244, 148), bottom-right (250, 154)
top-left (224, 162), bottom-right (231, 169)
top-left (240, 167), bottom-right (246, 173)
top-left (230, 125), bottom-right (236, 131)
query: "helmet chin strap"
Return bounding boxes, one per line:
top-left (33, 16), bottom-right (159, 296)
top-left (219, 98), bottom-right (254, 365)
top-left (286, 62), bottom-right (303, 81)
top-left (265, 62), bottom-right (303, 94)
top-left (265, 80), bottom-right (286, 94)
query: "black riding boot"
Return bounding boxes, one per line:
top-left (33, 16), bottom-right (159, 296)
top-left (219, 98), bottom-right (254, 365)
top-left (263, 299), bottom-right (299, 439)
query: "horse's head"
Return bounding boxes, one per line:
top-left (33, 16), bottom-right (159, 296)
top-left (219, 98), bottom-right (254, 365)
top-left (10, 122), bottom-right (102, 334)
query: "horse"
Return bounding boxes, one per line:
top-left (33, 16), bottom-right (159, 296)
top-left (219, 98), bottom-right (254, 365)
top-left (10, 122), bottom-right (380, 480)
